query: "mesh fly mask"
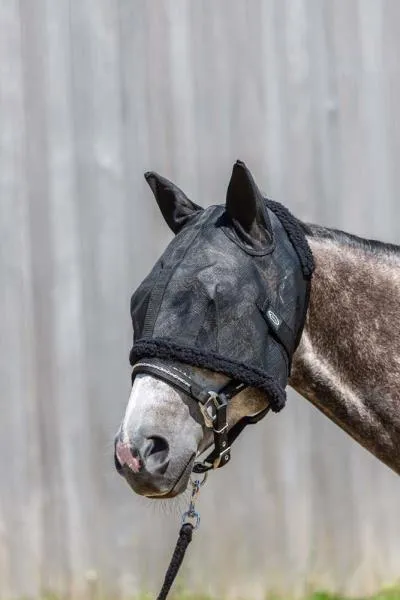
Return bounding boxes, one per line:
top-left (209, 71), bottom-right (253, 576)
top-left (129, 161), bottom-right (314, 472)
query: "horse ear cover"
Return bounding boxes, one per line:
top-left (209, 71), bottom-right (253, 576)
top-left (225, 160), bottom-right (274, 252)
top-left (145, 171), bottom-right (203, 234)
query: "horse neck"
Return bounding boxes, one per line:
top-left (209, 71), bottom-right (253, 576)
top-left (290, 233), bottom-right (400, 475)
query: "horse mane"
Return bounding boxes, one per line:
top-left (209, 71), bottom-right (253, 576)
top-left (302, 222), bottom-right (400, 258)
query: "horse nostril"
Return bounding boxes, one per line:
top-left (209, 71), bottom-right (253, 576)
top-left (144, 436), bottom-right (169, 458)
top-left (143, 436), bottom-right (170, 474)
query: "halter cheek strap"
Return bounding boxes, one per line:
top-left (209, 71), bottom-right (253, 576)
top-left (131, 359), bottom-right (270, 472)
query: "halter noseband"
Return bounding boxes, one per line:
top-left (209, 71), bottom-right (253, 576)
top-left (131, 359), bottom-right (270, 472)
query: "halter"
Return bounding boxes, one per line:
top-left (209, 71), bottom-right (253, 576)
top-left (131, 358), bottom-right (270, 472)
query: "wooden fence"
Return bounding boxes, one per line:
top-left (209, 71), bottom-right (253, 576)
top-left (1, 1), bottom-right (400, 598)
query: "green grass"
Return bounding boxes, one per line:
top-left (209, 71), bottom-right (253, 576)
top-left (16, 586), bottom-right (400, 600)
top-left (124, 587), bottom-right (400, 600)
top-left (307, 590), bottom-right (400, 600)
top-left (166, 588), bottom-right (400, 600)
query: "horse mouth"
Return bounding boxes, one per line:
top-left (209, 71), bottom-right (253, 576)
top-left (116, 449), bottom-right (196, 499)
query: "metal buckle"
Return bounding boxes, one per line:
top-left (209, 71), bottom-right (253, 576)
top-left (213, 423), bottom-right (228, 434)
top-left (199, 391), bottom-right (223, 428)
top-left (197, 391), bottom-right (230, 471)
top-left (212, 446), bottom-right (231, 469)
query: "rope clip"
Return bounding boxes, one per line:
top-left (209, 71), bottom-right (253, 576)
top-left (181, 473), bottom-right (207, 530)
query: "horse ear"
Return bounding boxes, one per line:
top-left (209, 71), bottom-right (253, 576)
top-left (145, 171), bottom-right (203, 234)
top-left (225, 160), bottom-right (273, 248)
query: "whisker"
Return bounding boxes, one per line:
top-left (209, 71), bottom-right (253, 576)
top-left (144, 489), bottom-right (191, 518)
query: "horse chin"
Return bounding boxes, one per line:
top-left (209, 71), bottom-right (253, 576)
top-left (166, 453), bottom-right (196, 497)
top-left (121, 451), bottom-right (196, 499)
top-left (146, 455), bottom-right (195, 499)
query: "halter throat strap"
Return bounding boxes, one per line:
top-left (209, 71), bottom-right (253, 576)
top-left (131, 359), bottom-right (269, 471)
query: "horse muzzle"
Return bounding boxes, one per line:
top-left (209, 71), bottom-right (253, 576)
top-left (114, 432), bottom-right (195, 497)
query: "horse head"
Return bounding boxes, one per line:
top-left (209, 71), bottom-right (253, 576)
top-left (114, 161), bottom-right (313, 497)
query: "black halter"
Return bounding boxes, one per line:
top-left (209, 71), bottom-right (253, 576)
top-left (131, 359), bottom-right (270, 472)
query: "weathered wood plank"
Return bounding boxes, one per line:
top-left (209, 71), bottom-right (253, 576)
top-left (0, 0), bottom-right (41, 595)
top-left (42, 0), bottom-right (94, 595)
top-left (19, 0), bottom-right (70, 592)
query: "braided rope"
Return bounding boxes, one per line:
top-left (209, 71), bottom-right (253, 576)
top-left (156, 523), bottom-right (194, 600)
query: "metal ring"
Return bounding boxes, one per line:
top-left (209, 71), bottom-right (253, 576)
top-left (182, 511), bottom-right (201, 530)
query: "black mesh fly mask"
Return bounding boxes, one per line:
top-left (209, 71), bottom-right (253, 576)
top-left (129, 161), bottom-right (314, 472)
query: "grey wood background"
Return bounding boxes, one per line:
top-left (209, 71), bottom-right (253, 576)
top-left (1, 0), bottom-right (400, 598)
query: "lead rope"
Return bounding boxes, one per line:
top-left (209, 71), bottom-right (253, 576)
top-left (156, 474), bottom-right (207, 600)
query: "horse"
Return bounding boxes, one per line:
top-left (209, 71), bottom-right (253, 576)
top-left (114, 161), bottom-right (400, 499)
